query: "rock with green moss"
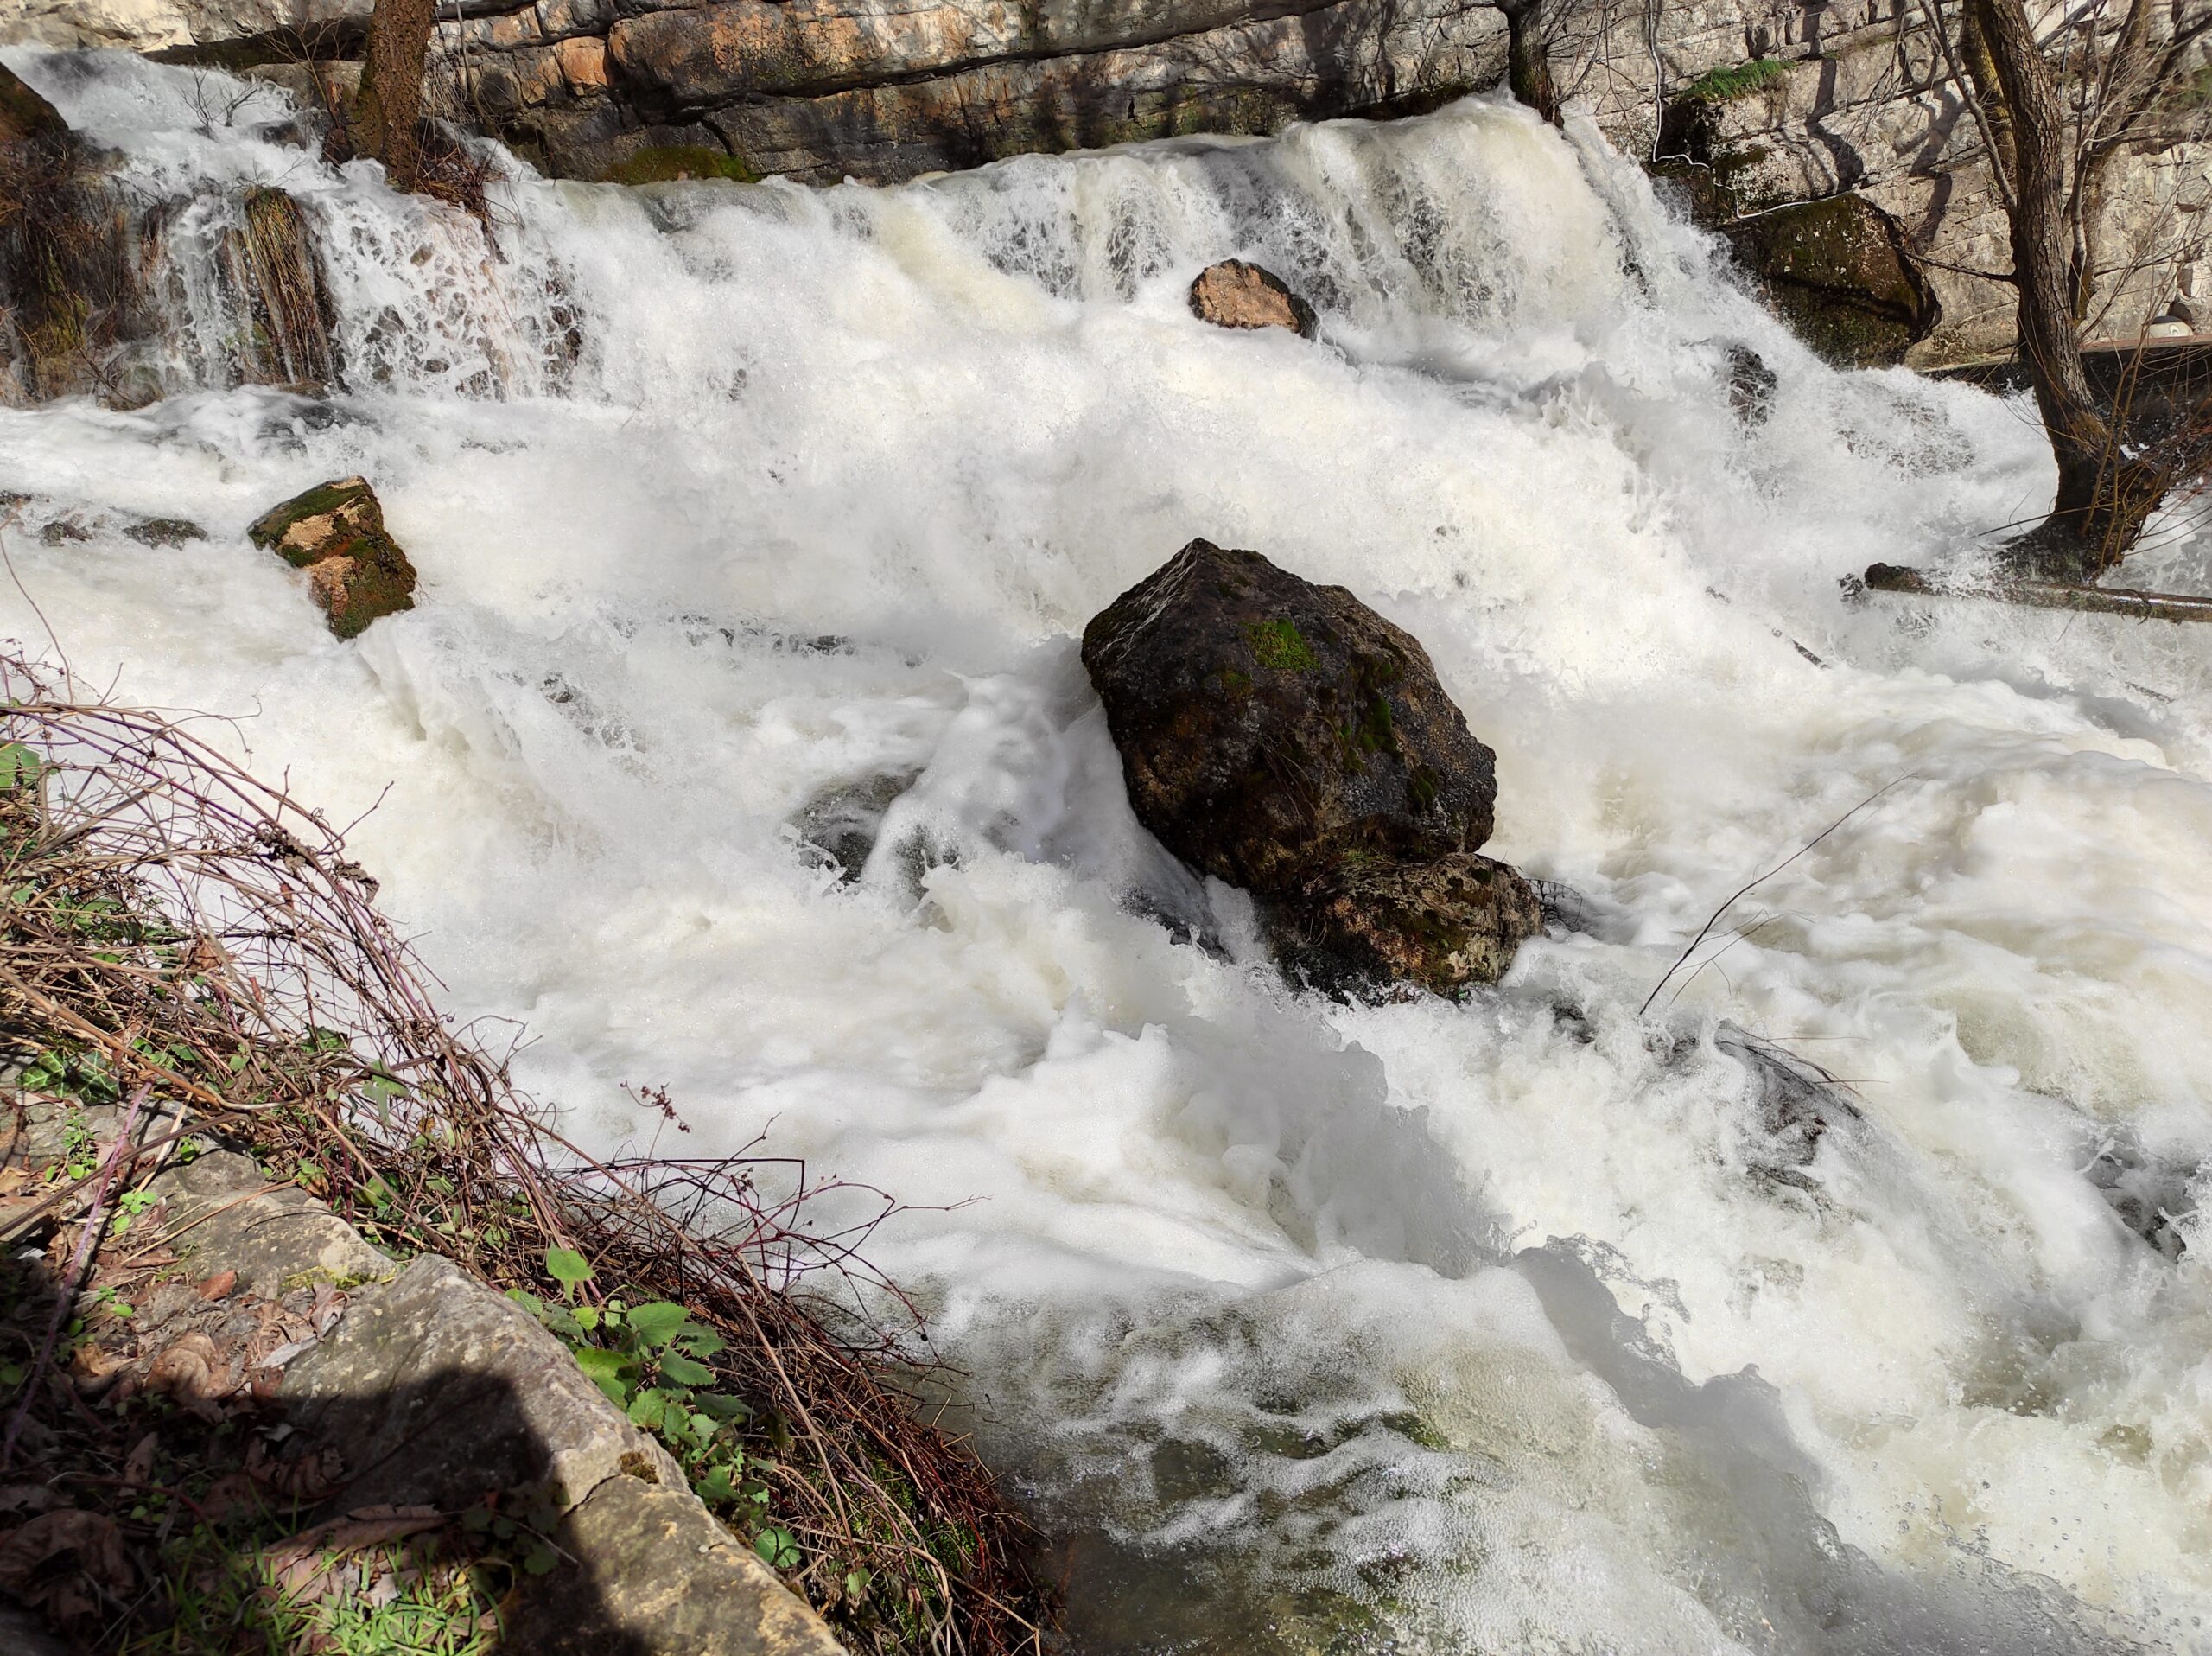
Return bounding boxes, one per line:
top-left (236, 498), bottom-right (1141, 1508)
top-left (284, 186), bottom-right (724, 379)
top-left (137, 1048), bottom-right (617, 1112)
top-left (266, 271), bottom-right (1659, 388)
top-left (1081, 538), bottom-right (1497, 895)
top-left (598, 144), bottom-right (760, 186)
top-left (1718, 193), bottom-right (1939, 368)
top-left (247, 475), bottom-right (417, 638)
top-left (1083, 540), bottom-right (1538, 994)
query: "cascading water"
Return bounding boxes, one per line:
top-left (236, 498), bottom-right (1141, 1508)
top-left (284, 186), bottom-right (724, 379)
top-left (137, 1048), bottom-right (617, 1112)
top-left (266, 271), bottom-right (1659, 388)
top-left (4, 43), bottom-right (2210, 1654)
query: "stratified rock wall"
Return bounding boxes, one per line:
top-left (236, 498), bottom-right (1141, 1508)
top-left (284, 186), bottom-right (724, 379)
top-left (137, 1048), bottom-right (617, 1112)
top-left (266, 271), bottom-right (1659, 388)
top-left (6, 0), bottom-right (2209, 361)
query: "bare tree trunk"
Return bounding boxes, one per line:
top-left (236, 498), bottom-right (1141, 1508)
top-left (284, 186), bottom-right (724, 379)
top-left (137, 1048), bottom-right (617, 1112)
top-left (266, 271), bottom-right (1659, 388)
top-left (1498, 0), bottom-right (1560, 126)
top-left (354, 0), bottom-right (436, 194)
top-left (1967, 0), bottom-right (2164, 577)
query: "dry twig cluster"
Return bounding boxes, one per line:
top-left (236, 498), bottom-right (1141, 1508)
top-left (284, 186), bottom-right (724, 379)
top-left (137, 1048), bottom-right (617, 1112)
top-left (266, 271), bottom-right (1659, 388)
top-left (0, 645), bottom-right (1042, 1654)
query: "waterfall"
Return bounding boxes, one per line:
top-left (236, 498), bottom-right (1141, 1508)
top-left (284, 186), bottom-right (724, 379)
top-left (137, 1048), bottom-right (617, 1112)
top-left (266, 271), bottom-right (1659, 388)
top-left (3, 42), bottom-right (2209, 1655)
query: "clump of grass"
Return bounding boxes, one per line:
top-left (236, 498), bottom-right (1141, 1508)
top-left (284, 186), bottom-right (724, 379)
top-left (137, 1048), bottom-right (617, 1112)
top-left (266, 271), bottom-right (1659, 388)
top-left (1681, 58), bottom-right (1793, 104)
top-left (0, 644), bottom-right (1046, 1656)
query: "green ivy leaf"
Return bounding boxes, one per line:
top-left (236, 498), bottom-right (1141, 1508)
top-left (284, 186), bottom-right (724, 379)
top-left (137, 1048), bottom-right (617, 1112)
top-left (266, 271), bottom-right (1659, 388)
top-left (626, 1302), bottom-right (690, 1349)
top-left (524, 1544), bottom-right (558, 1576)
top-left (674, 1327), bottom-right (726, 1359)
top-left (754, 1527), bottom-right (800, 1571)
top-left (659, 1353), bottom-right (713, 1387)
top-left (545, 1247), bottom-right (594, 1297)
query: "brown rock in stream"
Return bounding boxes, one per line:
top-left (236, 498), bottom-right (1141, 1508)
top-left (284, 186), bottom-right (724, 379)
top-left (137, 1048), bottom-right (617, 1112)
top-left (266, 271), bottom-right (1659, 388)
top-left (1187, 260), bottom-right (1318, 340)
top-left (248, 476), bottom-right (418, 638)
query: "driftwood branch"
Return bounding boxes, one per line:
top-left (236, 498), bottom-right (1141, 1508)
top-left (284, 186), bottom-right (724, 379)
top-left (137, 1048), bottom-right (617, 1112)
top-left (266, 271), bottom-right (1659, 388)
top-left (1860, 561), bottom-right (2212, 620)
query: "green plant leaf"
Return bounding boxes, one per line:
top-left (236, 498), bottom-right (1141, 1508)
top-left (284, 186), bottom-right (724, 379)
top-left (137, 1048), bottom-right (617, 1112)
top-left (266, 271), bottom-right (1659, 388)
top-left (573, 1305), bottom-right (600, 1333)
top-left (524, 1543), bottom-right (558, 1576)
top-left (572, 1347), bottom-right (632, 1404)
top-left (696, 1465), bottom-right (735, 1505)
top-left (626, 1302), bottom-right (690, 1348)
top-left (659, 1353), bottom-right (713, 1387)
top-left (674, 1326), bottom-right (726, 1359)
top-left (693, 1393), bottom-right (752, 1423)
top-left (545, 1247), bottom-right (593, 1297)
top-left (754, 1527), bottom-right (800, 1571)
top-left (505, 1288), bottom-right (546, 1318)
top-left (626, 1387), bottom-right (667, 1430)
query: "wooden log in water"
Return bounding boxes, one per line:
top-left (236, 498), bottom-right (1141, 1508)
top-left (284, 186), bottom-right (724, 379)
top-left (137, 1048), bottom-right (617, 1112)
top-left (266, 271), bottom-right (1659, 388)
top-left (1860, 563), bottom-right (2212, 623)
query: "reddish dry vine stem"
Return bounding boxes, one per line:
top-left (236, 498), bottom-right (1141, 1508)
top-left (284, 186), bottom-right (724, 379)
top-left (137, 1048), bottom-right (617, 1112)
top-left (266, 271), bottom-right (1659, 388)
top-left (0, 646), bottom-right (1045, 1656)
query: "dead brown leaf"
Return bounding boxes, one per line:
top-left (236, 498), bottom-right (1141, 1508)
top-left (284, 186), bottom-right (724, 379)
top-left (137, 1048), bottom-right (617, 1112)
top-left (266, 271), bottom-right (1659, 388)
top-left (200, 1472), bottom-right (260, 1525)
top-left (0, 1507), bottom-right (133, 1631)
top-left (143, 1330), bottom-right (234, 1419)
top-left (122, 1431), bottom-right (157, 1487)
top-left (195, 1268), bottom-right (238, 1300)
top-left (246, 1438), bottom-right (345, 1502)
top-left (0, 1484), bottom-right (61, 1520)
top-left (264, 1505), bottom-right (442, 1601)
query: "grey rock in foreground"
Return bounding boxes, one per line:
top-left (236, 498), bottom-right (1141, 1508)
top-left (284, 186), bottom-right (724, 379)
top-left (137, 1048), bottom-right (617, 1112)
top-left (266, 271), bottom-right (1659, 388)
top-left (140, 1148), bottom-right (844, 1656)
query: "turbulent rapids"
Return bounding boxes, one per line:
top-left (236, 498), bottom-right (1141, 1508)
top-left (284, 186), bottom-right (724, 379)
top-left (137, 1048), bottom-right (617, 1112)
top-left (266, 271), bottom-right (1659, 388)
top-left (5, 45), bottom-right (2212, 1654)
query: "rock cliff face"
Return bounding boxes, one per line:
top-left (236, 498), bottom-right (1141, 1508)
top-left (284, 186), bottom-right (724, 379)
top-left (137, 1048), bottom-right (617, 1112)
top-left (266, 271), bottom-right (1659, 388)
top-left (6, 0), bottom-right (2209, 361)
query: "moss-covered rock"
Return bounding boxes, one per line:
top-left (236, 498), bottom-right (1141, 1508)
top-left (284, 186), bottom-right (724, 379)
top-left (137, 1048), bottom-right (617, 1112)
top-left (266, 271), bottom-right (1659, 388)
top-left (1080, 538), bottom-right (1497, 895)
top-left (0, 64), bottom-right (67, 148)
top-left (1718, 193), bottom-right (1939, 368)
top-left (598, 144), bottom-right (759, 187)
top-left (247, 475), bottom-right (417, 638)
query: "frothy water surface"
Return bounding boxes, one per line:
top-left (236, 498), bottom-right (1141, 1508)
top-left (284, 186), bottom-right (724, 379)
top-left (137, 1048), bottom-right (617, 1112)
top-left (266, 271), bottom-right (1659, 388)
top-left (4, 47), bottom-right (2210, 1653)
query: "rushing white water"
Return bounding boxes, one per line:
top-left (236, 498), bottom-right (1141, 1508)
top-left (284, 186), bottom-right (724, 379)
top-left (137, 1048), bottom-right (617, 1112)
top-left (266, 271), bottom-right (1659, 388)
top-left (6, 45), bottom-right (2212, 1653)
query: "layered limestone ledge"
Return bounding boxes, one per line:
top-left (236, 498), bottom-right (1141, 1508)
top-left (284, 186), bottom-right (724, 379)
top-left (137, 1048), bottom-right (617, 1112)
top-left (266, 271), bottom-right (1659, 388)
top-left (441, 0), bottom-right (1503, 182)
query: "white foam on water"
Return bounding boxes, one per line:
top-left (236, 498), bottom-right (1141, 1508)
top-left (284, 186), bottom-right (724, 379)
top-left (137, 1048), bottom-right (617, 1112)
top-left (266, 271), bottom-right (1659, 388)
top-left (4, 46), bottom-right (2209, 1653)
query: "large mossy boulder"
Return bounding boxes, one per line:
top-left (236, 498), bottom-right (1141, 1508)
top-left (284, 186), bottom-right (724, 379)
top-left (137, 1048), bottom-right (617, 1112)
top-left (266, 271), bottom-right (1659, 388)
top-left (248, 476), bottom-right (417, 638)
top-left (1081, 538), bottom-right (1496, 894)
top-left (1082, 539), bottom-right (1538, 996)
top-left (1718, 193), bottom-right (1938, 368)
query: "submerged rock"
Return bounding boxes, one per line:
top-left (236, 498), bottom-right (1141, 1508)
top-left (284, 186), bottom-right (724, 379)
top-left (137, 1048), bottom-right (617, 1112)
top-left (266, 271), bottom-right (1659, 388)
top-left (248, 476), bottom-right (417, 638)
top-left (1188, 260), bottom-right (1317, 340)
top-left (0, 66), bottom-right (153, 405)
top-left (218, 188), bottom-right (336, 391)
top-left (1277, 850), bottom-right (1541, 997)
top-left (1084, 539), bottom-right (1535, 995)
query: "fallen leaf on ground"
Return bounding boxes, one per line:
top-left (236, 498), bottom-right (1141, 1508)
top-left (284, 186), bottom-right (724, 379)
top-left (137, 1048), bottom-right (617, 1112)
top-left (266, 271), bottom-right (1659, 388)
top-left (0, 1507), bottom-right (133, 1628)
top-left (144, 1331), bottom-right (233, 1419)
top-left (195, 1269), bottom-right (237, 1300)
top-left (0, 1485), bottom-right (61, 1519)
top-left (123, 1432), bottom-right (157, 1487)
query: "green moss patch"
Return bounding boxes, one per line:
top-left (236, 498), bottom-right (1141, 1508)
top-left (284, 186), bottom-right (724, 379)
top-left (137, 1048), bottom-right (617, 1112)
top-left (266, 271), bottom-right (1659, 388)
top-left (601, 145), bottom-right (760, 188)
top-left (1682, 58), bottom-right (1793, 104)
top-left (1245, 616), bottom-right (1319, 672)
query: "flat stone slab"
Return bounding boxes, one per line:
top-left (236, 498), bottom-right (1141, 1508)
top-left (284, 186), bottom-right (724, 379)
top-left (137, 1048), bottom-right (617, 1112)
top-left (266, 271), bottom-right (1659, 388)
top-left (506, 1472), bottom-right (847, 1656)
